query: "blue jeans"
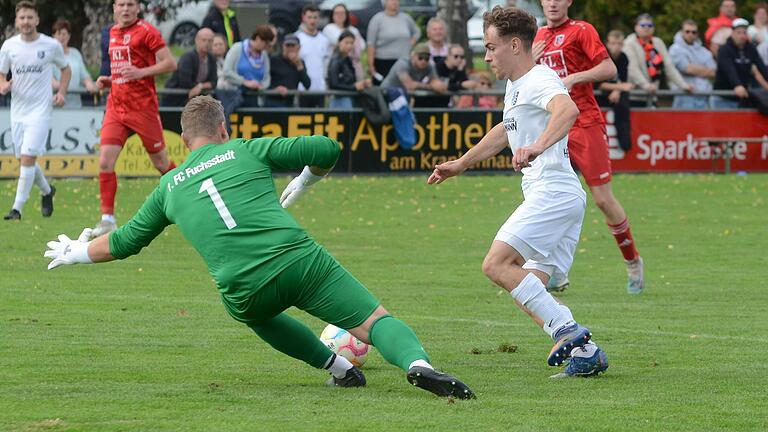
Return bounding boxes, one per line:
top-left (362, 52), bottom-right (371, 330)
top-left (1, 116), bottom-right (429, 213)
top-left (672, 95), bottom-right (710, 109)
top-left (711, 96), bottom-right (741, 109)
top-left (329, 96), bottom-right (354, 109)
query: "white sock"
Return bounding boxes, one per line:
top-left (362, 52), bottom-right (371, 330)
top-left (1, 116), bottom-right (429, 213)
top-left (33, 163), bottom-right (51, 195)
top-left (101, 214), bottom-right (116, 223)
top-left (324, 354), bottom-right (353, 378)
top-left (12, 165), bottom-right (36, 212)
top-left (408, 359), bottom-right (433, 371)
top-left (511, 273), bottom-right (575, 338)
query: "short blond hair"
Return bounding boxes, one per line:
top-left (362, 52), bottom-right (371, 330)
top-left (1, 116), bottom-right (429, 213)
top-left (181, 96), bottom-right (225, 139)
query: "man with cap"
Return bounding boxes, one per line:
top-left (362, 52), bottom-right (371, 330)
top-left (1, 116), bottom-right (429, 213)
top-left (713, 17), bottom-right (768, 108)
top-left (380, 43), bottom-right (448, 94)
top-left (265, 34), bottom-right (312, 108)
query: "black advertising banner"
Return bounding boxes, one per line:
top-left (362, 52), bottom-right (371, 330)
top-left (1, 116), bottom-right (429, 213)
top-left (219, 109), bottom-right (511, 173)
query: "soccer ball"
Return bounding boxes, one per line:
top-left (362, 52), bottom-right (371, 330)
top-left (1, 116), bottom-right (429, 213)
top-left (319, 324), bottom-right (370, 367)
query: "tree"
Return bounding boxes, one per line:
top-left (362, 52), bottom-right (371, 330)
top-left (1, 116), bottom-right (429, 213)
top-left (437, 0), bottom-right (470, 56)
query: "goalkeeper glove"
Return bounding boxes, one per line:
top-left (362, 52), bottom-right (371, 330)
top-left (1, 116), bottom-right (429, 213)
top-left (44, 228), bottom-right (94, 270)
top-left (280, 166), bottom-right (324, 208)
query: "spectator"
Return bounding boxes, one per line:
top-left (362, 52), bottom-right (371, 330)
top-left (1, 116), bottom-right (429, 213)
top-left (52, 18), bottom-right (97, 108)
top-left (713, 18), bottom-right (768, 108)
top-left (759, 39), bottom-right (768, 65)
top-left (380, 43), bottom-right (447, 95)
top-left (327, 31), bottom-right (372, 109)
top-left (265, 34), bottom-right (311, 108)
top-left (596, 30), bottom-right (633, 151)
top-left (212, 33), bottom-right (229, 85)
top-left (706, 0), bottom-right (739, 58)
top-left (669, 20), bottom-right (717, 109)
top-left (202, 0), bottom-right (240, 48)
top-left (296, 4), bottom-right (332, 108)
top-left (749, 4), bottom-right (768, 44)
top-left (418, 44), bottom-right (474, 108)
top-left (221, 25), bottom-right (273, 113)
top-left (367, 0), bottom-right (421, 86)
top-left (99, 15), bottom-right (115, 89)
top-left (164, 28), bottom-right (217, 107)
top-left (623, 13), bottom-right (692, 105)
top-left (426, 18), bottom-right (449, 66)
top-left (456, 72), bottom-right (498, 109)
top-left (322, 3), bottom-right (366, 80)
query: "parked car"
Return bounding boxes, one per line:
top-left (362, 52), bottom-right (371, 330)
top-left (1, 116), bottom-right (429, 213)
top-left (145, 1), bottom-right (211, 49)
top-left (318, 0), bottom-right (477, 39)
top-left (467, 0), bottom-right (544, 54)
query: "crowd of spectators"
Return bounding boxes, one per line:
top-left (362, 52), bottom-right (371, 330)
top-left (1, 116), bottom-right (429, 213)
top-left (3, 0), bottom-right (768, 112)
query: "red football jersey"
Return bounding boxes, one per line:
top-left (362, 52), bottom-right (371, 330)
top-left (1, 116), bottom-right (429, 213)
top-left (107, 19), bottom-right (166, 113)
top-left (534, 20), bottom-right (609, 128)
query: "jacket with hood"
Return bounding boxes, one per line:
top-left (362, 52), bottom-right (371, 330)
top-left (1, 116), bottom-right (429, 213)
top-left (623, 33), bottom-right (689, 90)
top-left (669, 31), bottom-right (716, 92)
top-left (714, 37), bottom-right (768, 95)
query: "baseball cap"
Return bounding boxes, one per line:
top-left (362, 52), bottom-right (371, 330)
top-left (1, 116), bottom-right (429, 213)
top-left (284, 34), bottom-right (300, 45)
top-left (732, 18), bottom-right (749, 29)
top-left (412, 43), bottom-right (430, 56)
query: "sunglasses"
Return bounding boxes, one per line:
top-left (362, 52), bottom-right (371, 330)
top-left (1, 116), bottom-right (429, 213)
top-left (451, 54), bottom-right (465, 59)
top-left (683, 30), bottom-right (698, 34)
top-left (639, 22), bottom-right (654, 28)
top-left (417, 54), bottom-right (430, 61)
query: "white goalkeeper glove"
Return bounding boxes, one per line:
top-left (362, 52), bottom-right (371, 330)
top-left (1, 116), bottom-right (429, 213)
top-left (280, 166), bottom-right (325, 208)
top-left (44, 228), bottom-right (94, 270)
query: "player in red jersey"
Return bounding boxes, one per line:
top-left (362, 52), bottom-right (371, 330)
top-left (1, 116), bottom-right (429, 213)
top-left (533, 0), bottom-right (644, 294)
top-left (92, 0), bottom-right (177, 237)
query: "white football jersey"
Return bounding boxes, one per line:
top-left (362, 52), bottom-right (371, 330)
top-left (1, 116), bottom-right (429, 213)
top-left (0, 34), bottom-right (68, 122)
top-left (503, 64), bottom-right (586, 200)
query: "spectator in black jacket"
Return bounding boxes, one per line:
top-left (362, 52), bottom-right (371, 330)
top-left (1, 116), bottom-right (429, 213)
top-left (327, 31), bottom-right (372, 108)
top-left (264, 34), bottom-right (312, 107)
top-left (202, 0), bottom-right (241, 48)
top-left (713, 18), bottom-right (768, 108)
top-left (164, 28), bottom-right (218, 106)
top-left (596, 30), bottom-right (633, 151)
top-left (415, 44), bottom-right (474, 108)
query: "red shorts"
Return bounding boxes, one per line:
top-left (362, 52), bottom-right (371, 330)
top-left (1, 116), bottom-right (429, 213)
top-left (568, 123), bottom-right (612, 187)
top-left (100, 108), bottom-right (166, 154)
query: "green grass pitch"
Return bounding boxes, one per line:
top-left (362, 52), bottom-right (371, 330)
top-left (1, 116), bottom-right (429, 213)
top-left (1, 173), bottom-right (767, 431)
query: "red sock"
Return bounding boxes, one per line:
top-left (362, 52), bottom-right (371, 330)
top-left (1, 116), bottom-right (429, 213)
top-left (160, 160), bottom-right (176, 174)
top-left (99, 171), bottom-right (117, 215)
top-left (608, 218), bottom-right (639, 261)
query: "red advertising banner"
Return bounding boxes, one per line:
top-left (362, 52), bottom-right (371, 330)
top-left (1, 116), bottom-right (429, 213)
top-left (606, 110), bottom-right (768, 172)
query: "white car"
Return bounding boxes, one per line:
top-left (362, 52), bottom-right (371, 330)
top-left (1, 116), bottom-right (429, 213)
top-left (468, 0), bottom-right (545, 54)
top-left (146, 1), bottom-right (212, 49)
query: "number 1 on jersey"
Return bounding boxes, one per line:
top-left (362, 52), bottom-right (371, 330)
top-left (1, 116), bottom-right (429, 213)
top-left (199, 178), bottom-right (237, 229)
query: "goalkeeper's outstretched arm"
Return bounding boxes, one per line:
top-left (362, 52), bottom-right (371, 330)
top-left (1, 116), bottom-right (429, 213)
top-left (44, 229), bottom-right (116, 270)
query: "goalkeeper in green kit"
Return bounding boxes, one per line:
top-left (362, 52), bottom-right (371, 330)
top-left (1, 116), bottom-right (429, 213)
top-left (43, 95), bottom-right (474, 400)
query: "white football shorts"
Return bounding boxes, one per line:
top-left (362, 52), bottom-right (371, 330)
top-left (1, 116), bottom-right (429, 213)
top-left (494, 190), bottom-right (586, 277)
top-left (11, 120), bottom-right (50, 158)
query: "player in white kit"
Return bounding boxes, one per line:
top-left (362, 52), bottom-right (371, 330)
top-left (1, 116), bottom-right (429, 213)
top-left (427, 6), bottom-right (607, 377)
top-left (0, 1), bottom-right (70, 220)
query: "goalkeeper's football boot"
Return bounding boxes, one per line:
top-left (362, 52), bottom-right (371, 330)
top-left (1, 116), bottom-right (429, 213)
top-left (550, 344), bottom-right (609, 379)
top-left (406, 366), bottom-right (476, 400)
top-left (326, 366), bottom-right (366, 387)
top-left (3, 209), bottom-right (21, 220)
top-left (545, 276), bottom-right (570, 293)
top-left (547, 323), bottom-right (591, 366)
top-left (92, 219), bottom-right (118, 238)
top-left (626, 257), bottom-right (644, 294)
top-left (41, 185), bottom-right (55, 217)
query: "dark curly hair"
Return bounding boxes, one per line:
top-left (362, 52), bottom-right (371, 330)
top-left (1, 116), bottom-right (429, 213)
top-left (482, 6), bottom-right (537, 50)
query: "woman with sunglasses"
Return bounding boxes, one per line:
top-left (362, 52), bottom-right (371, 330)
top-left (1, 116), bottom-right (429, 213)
top-left (622, 13), bottom-right (692, 106)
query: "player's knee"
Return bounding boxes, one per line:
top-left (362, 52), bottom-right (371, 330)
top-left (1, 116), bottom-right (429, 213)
top-left (98, 156), bottom-right (116, 172)
top-left (482, 255), bottom-right (503, 283)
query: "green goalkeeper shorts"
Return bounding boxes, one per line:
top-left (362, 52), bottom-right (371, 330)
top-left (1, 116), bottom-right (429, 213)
top-left (221, 245), bottom-right (381, 329)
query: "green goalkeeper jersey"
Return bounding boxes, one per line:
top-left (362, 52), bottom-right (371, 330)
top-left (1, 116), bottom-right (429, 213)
top-left (109, 135), bottom-right (340, 300)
